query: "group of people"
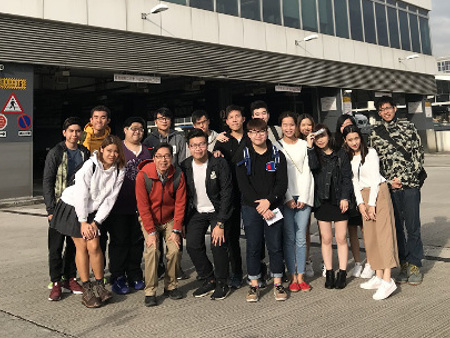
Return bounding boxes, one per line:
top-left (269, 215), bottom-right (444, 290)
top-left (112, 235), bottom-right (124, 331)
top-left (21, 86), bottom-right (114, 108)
top-left (43, 96), bottom-right (425, 308)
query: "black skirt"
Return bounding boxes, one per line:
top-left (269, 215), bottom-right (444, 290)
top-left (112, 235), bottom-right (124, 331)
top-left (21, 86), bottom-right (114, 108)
top-left (50, 200), bottom-right (96, 238)
top-left (314, 200), bottom-right (348, 222)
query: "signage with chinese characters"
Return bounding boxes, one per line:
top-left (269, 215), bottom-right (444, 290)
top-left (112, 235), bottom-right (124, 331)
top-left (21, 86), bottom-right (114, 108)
top-left (114, 74), bottom-right (161, 84)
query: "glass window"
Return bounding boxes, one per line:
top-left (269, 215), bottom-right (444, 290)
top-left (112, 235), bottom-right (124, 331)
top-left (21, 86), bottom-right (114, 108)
top-left (418, 9), bottom-right (428, 16)
top-left (387, 7), bottom-right (399, 48)
top-left (164, 0), bottom-right (186, 4)
top-left (398, 10), bottom-right (410, 50)
top-left (408, 5), bottom-right (417, 13)
top-left (217, 0), bottom-right (238, 16)
top-left (334, 0), bottom-right (349, 38)
top-left (375, 3), bottom-right (389, 46)
top-left (283, 0), bottom-right (300, 28)
top-left (409, 13), bottom-right (420, 53)
top-left (302, 0), bottom-right (318, 32)
top-left (362, 0), bottom-right (376, 43)
top-left (419, 17), bottom-right (432, 55)
top-left (318, 0), bottom-right (334, 35)
top-left (263, 0), bottom-right (281, 24)
top-left (241, 0), bottom-right (261, 21)
top-left (398, 1), bottom-right (406, 9)
top-left (349, 0), bottom-right (363, 41)
top-left (386, 0), bottom-right (396, 5)
top-left (190, 0), bottom-right (213, 10)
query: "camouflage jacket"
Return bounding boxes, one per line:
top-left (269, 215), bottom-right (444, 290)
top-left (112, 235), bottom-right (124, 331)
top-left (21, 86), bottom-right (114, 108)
top-left (369, 119), bottom-right (424, 189)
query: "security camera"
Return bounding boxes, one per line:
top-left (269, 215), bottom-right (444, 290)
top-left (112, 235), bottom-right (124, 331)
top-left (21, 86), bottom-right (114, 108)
top-left (0, 64), bottom-right (4, 71)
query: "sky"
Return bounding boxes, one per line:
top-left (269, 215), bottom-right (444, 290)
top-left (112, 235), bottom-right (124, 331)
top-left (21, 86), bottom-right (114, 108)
top-left (430, 0), bottom-right (450, 57)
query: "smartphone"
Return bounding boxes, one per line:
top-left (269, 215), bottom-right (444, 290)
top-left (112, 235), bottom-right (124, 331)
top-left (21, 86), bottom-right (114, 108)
top-left (313, 128), bottom-right (326, 137)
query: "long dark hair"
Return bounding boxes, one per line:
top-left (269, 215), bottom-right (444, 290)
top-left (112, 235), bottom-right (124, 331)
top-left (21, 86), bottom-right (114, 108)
top-left (342, 125), bottom-right (369, 164)
top-left (335, 115), bottom-right (357, 148)
top-left (97, 135), bottom-right (126, 169)
top-left (297, 113), bottom-right (315, 139)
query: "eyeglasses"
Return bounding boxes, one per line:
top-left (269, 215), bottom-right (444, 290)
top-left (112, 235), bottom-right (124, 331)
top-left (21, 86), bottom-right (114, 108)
top-left (189, 142), bottom-right (207, 149)
top-left (378, 106), bottom-right (394, 112)
top-left (154, 154), bottom-right (172, 160)
top-left (156, 117), bottom-right (170, 122)
top-left (128, 127), bottom-right (144, 133)
top-left (248, 129), bottom-right (267, 136)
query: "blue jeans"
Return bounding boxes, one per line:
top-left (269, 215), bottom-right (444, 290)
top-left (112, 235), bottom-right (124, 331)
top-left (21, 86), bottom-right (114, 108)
top-left (283, 204), bottom-right (311, 275)
top-left (390, 187), bottom-right (424, 267)
top-left (242, 205), bottom-right (284, 280)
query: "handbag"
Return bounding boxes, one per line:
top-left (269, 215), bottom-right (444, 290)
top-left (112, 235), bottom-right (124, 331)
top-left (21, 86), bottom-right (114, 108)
top-left (374, 125), bottom-right (427, 188)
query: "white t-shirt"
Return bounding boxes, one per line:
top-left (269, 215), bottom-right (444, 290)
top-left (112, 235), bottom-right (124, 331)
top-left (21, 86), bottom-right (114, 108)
top-left (193, 160), bottom-right (215, 213)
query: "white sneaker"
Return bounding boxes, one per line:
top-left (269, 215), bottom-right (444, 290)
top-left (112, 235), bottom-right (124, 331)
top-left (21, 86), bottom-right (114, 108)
top-left (352, 262), bottom-right (363, 277)
top-left (360, 263), bottom-right (375, 279)
top-left (373, 279), bottom-right (397, 300)
top-left (305, 260), bottom-right (314, 278)
top-left (360, 276), bottom-right (382, 290)
top-left (322, 264), bottom-right (326, 278)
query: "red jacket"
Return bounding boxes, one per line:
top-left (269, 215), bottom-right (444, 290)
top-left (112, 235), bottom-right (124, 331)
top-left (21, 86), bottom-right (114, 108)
top-left (136, 160), bottom-right (186, 234)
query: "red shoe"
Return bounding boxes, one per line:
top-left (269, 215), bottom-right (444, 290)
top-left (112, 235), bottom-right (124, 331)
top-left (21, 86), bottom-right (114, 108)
top-left (63, 278), bottom-right (83, 295)
top-left (48, 281), bottom-right (62, 301)
top-left (289, 282), bottom-right (300, 292)
top-left (298, 281), bottom-right (312, 292)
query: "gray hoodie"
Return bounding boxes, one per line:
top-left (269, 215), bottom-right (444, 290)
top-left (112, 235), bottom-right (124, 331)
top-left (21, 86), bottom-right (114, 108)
top-left (142, 129), bottom-right (187, 167)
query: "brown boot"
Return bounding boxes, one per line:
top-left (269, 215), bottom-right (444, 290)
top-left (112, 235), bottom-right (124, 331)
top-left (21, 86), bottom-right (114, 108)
top-left (82, 282), bottom-right (102, 308)
top-left (93, 280), bottom-right (113, 303)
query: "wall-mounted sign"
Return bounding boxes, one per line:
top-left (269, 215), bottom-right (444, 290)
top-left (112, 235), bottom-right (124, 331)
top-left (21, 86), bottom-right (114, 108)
top-left (408, 101), bottom-right (423, 114)
top-left (114, 74), bottom-right (161, 84)
top-left (0, 78), bottom-right (27, 90)
top-left (1, 93), bottom-right (24, 114)
top-left (17, 113), bottom-right (32, 130)
top-left (321, 96), bottom-right (337, 111)
top-left (0, 114), bottom-right (7, 130)
top-left (275, 85), bottom-right (302, 93)
top-left (0, 131), bottom-right (6, 137)
top-left (18, 130), bottom-right (32, 137)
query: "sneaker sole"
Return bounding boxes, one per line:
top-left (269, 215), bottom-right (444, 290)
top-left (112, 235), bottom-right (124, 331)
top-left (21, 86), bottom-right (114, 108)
top-left (275, 296), bottom-right (287, 301)
top-left (211, 290), bottom-right (230, 301)
top-left (246, 297), bottom-right (259, 302)
top-left (82, 300), bottom-right (102, 308)
top-left (373, 285), bottom-right (397, 300)
top-left (395, 279), bottom-right (408, 284)
top-left (407, 281), bottom-right (422, 286)
top-left (193, 290), bottom-right (214, 298)
top-left (62, 287), bottom-right (83, 295)
top-left (48, 297), bottom-right (61, 301)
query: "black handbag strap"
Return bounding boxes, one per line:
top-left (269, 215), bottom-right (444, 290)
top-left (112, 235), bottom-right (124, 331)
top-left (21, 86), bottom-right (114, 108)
top-left (373, 125), bottom-right (412, 162)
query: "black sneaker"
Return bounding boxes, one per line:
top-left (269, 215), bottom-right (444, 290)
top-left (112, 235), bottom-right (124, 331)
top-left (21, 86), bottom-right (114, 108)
top-left (164, 288), bottom-right (183, 300)
top-left (193, 280), bottom-right (216, 298)
top-left (211, 282), bottom-right (230, 300)
top-left (177, 267), bottom-right (189, 280)
top-left (144, 295), bottom-right (157, 307)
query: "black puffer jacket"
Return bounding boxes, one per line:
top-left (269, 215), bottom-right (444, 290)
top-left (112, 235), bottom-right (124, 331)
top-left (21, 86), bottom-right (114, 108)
top-left (307, 148), bottom-right (353, 204)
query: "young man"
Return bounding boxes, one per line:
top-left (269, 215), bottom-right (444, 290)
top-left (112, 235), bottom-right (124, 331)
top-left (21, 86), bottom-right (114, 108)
top-left (191, 110), bottom-right (219, 152)
top-left (182, 129), bottom-right (233, 300)
top-left (135, 143), bottom-right (187, 307)
top-left (103, 117), bottom-right (152, 295)
top-left (235, 118), bottom-right (288, 302)
top-left (369, 96), bottom-right (425, 285)
top-left (143, 107), bottom-right (186, 167)
top-left (80, 105), bottom-right (112, 153)
top-left (43, 117), bottom-right (91, 301)
top-left (250, 100), bottom-right (282, 144)
top-left (213, 105), bottom-right (247, 288)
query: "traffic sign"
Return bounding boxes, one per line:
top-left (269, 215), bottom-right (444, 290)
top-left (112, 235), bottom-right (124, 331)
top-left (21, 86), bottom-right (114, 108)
top-left (1, 93), bottom-right (24, 114)
top-left (0, 114), bottom-right (7, 130)
top-left (17, 113), bottom-right (32, 130)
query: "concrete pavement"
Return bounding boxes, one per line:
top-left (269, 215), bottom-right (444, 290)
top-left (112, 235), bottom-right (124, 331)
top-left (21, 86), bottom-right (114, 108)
top-left (0, 154), bottom-right (449, 338)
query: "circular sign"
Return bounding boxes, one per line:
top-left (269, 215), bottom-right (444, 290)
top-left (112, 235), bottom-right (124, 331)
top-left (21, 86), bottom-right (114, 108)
top-left (0, 114), bottom-right (7, 130)
top-left (17, 113), bottom-right (32, 130)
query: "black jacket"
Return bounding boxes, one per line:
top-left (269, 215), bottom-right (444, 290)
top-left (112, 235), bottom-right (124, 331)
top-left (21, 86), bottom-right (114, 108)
top-left (235, 140), bottom-right (288, 210)
top-left (307, 147), bottom-right (352, 204)
top-left (181, 152), bottom-right (233, 224)
top-left (43, 141), bottom-right (90, 215)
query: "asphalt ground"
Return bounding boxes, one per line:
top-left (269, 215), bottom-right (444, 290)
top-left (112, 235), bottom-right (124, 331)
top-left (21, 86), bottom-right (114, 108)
top-left (0, 154), bottom-right (449, 338)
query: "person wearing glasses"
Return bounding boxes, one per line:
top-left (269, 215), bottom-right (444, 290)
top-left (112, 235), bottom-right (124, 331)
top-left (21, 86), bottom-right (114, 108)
top-left (102, 117), bottom-right (152, 295)
top-left (143, 107), bottom-right (186, 167)
top-left (181, 129), bottom-right (233, 300)
top-left (369, 96), bottom-right (425, 286)
top-left (235, 118), bottom-right (288, 302)
top-left (135, 143), bottom-right (187, 307)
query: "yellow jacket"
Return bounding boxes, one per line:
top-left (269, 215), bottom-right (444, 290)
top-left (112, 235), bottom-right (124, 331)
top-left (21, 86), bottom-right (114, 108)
top-left (81, 123), bottom-right (111, 154)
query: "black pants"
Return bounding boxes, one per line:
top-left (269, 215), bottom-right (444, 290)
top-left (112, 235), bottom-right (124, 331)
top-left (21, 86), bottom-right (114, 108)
top-left (103, 214), bottom-right (144, 283)
top-left (48, 226), bottom-right (77, 282)
top-left (186, 212), bottom-right (229, 283)
top-left (226, 204), bottom-right (243, 277)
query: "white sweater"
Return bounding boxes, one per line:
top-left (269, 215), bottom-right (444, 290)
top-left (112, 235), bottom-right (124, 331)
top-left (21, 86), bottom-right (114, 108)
top-left (61, 152), bottom-right (125, 224)
top-left (351, 148), bottom-right (386, 207)
top-left (277, 139), bottom-right (314, 207)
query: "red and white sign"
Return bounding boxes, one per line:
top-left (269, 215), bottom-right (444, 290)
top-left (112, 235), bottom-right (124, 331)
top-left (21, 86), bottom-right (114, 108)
top-left (0, 114), bottom-right (7, 130)
top-left (1, 93), bottom-right (24, 114)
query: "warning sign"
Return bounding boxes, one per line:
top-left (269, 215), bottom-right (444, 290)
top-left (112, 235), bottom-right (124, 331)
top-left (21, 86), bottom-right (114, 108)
top-left (2, 93), bottom-right (24, 114)
top-left (17, 114), bottom-right (32, 130)
top-left (0, 114), bottom-right (7, 130)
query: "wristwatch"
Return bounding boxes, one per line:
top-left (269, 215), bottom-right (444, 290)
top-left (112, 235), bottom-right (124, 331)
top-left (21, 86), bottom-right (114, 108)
top-left (216, 221), bottom-right (225, 229)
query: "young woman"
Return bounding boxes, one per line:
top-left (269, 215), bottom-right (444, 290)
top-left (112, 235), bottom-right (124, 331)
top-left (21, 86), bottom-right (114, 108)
top-left (277, 112), bottom-right (314, 292)
top-left (343, 125), bottom-right (399, 300)
top-left (307, 124), bottom-right (352, 289)
top-left (297, 114), bottom-right (315, 278)
top-left (335, 115), bottom-right (370, 278)
top-left (50, 135), bottom-right (126, 308)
